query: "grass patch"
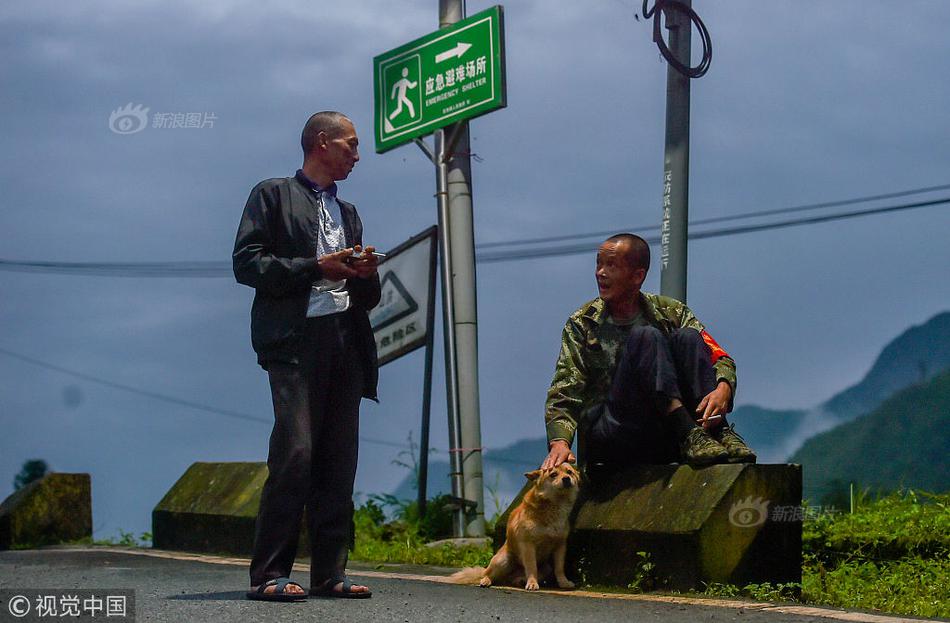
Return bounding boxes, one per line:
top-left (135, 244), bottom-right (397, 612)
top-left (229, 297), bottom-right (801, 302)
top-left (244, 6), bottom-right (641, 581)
top-left (350, 496), bottom-right (493, 568)
top-left (351, 490), bottom-right (950, 618)
top-left (699, 491), bottom-right (950, 619)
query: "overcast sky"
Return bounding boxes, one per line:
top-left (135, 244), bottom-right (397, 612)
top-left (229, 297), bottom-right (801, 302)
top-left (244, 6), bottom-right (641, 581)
top-left (1, 1), bottom-right (948, 538)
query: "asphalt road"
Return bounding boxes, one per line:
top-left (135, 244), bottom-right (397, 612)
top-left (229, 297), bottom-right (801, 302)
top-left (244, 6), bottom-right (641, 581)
top-left (0, 548), bottom-right (918, 623)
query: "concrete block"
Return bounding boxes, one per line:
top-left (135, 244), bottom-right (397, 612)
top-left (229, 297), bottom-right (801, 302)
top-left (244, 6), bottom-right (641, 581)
top-left (152, 462), bottom-right (310, 556)
top-left (494, 464), bottom-right (801, 591)
top-left (0, 473), bottom-right (92, 549)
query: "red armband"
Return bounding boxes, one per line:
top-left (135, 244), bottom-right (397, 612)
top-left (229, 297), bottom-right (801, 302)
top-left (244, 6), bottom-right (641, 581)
top-left (700, 329), bottom-right (730, 362)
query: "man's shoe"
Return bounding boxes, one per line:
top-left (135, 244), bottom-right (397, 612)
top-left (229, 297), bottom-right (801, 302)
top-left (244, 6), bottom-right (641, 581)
top-left (680, 428), bottom-right (729, 466)
top-left (713, 424), bottom-right (757, 464)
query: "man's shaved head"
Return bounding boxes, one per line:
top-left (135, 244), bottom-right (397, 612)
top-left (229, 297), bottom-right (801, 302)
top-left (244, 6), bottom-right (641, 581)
top-left (301, 111), bottom-right (350, 156)
top-left (606, 233), bottom-right (651, 272)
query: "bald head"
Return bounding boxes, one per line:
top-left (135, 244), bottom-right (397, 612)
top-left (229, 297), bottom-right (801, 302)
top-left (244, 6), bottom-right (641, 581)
top-left (606, 233), bottom-right (651, 273)
top-left (301, 111), bottom-right (350, 156)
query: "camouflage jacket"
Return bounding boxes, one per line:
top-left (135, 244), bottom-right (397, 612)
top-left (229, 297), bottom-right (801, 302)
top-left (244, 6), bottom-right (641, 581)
top-left (545, 292), bottom-right (737, 447)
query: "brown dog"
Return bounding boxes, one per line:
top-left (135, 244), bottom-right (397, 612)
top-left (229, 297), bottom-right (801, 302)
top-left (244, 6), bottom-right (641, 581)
top-left (449, 462), bottom-right (580, 591)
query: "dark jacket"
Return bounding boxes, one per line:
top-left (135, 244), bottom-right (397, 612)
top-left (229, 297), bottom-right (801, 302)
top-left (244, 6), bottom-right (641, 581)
top-left (232, 172), bottom-right (381, 399)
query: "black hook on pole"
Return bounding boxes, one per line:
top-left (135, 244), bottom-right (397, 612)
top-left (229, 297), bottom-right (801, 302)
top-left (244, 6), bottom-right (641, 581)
top-left (642, 0), bottom-right (712, 78)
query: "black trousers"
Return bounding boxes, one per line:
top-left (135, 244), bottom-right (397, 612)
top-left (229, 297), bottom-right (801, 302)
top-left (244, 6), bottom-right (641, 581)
top-left (249, 310), bottom-right (365, 588)
top-left (588, 327), bottom-right (717, 464)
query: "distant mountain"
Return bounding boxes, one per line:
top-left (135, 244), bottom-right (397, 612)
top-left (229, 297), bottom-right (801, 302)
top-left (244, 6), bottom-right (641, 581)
top-left (726, 406), bottom-right (807, 463)
top-left (391, 312), bottom-right (950, 501)
top-left (392, 437), bottom-right (545, 512)
top-left (790, 369), bottom-right (950, 502)
top-left (823, 312), bottom-right (950, 421)
top-left (732, 311), bottom-right (950, 461)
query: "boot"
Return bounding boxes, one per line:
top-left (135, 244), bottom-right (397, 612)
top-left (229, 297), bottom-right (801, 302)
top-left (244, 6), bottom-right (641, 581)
top-left (680, 427), bottom-right (729, 466)
top-left (712, 424), bottom-right (757, 464)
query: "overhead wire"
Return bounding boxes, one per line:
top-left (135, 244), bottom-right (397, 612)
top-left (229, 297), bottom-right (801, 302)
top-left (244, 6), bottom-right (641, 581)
top-left (1, 191), bottom-right (946, 275)
top-left (476, 182), bottom-right (950, 249)
top-left (0, 345), bottom-right (535, 465)
top-left (476, 196), bottom-right (950, 263)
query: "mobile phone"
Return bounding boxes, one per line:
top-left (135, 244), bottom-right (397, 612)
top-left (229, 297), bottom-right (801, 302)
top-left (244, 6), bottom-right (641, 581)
top-left (346, 251), bottom-right (386, 262)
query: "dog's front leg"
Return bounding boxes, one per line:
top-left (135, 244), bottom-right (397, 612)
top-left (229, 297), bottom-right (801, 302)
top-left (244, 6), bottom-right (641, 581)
top-left (521, 545), bottom-right (540, 591)
top-left (553, 539), bottom-right (574, 589)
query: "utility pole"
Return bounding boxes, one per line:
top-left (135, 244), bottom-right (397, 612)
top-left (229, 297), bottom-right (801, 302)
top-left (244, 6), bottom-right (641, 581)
top-left (436, 0), bottom-right (485, 538)
top-left (659, 0), bottom-right (692, 303)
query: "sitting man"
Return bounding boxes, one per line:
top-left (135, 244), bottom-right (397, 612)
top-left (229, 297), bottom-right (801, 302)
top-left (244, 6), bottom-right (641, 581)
top-left (541, 233), bottom-right (755, 472)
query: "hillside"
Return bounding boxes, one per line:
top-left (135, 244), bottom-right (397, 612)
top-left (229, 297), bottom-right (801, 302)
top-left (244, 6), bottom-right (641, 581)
top-left (732, 311), bottom-right (950, 460)
top-left (822, 312), bottom-right (950, 421)
top-left (790, 369), bottom-right (950, 502)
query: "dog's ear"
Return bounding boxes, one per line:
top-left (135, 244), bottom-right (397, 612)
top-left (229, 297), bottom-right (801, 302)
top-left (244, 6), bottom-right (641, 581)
top-left (524, 469), bottom-right (542, 481)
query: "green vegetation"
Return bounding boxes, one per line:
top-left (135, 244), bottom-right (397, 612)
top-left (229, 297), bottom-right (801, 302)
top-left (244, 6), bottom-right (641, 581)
top-left (65, 530), bottom-right (153, 548)
top-left (700, 490), bottom-right (950, 619)
top-left (800, 490), bottom-right (949, 619)
top-left (792, 369), bottom-right (950, 502)
top-left (95, 530), bottom-right (153, 548)
top-left (352, 490), bottom-right (950, 618)
top-left (350, 496), bottom-right (492, 568)
top-left (13, 459), bottom-right (48, 491)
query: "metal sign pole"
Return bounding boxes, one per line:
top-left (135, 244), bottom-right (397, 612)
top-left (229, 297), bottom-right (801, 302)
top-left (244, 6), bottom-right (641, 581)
top-left (433, 128), bottom-right (467, 537)
top-left (659, 0), bottom-right (692, 303)
top-left (438, 0), bottom-right (486, 538)
top-left (417, 228), bottom-right (439, 518)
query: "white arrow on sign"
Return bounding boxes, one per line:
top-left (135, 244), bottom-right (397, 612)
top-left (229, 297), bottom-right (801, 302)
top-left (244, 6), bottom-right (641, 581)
top-left (435, 41), bottom-right (472, 64)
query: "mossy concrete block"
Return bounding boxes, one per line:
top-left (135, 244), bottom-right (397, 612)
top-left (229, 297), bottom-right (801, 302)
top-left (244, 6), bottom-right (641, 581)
top-left (152, 462), bottom-right (310, 556)
top-left (494, 464), bottom-right (801, 591)
top-left (0, 473), bottom-right (92, 549)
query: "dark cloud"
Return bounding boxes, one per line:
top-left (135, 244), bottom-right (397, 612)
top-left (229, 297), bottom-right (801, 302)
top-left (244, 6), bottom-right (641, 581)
top-left (2, 0), bottom-right (949, 536)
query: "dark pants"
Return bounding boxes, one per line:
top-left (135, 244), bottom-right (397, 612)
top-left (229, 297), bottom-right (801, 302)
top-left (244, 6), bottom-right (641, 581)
top-left (588, 327), bottom-right (717, 464)
top-left (249, 310), bottom-right (365, 588)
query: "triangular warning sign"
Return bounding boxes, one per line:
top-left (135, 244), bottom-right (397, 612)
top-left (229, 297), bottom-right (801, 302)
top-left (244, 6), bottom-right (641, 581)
top-left (370, 271), bottom-right (419, 331)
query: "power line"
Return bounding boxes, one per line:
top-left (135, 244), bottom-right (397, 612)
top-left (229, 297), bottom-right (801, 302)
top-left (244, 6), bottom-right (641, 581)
top-left (0, 345), bottom-right (420, 453)
top-left (0, 345), bottom-right (536, 464)
top-left (477, 196), bottom-right (950, 263)
top-left (0, 190), bottom-right (946, 275)
top-left (0, 259), bottom-right (226, 278)
top-left (477, 182), bottom-right (950, 249)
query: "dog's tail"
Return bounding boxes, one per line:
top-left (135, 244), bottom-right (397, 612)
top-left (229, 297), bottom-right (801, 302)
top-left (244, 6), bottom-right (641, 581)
top-left (446, 566), bottom-right (486, 585)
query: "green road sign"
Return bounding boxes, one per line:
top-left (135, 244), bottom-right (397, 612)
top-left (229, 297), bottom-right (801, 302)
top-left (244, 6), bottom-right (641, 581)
top-left (373, 5), bottom-right (506, 153)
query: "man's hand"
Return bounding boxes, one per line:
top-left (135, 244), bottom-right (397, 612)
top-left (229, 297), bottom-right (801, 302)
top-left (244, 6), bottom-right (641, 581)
top-left (317, 248), bottom-right (358, 281)
top-left (349, 244), bottom-right (380, 279)
top-left (541, 440), bottom-right (575, 470)
top-left (695, 381), bottom-right (732, 431)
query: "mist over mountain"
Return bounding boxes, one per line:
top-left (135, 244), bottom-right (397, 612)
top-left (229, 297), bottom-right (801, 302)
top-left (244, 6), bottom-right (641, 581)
top-left (731, 311), bottom-right (950, 461)
top-left (790, 369), bottom-right (950, 502)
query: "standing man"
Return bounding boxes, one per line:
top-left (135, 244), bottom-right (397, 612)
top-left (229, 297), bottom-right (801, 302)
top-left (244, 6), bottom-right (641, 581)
top-left (234, 111), bottom-right (380, 600)
top-left (541, 233), bottom-right (755, 472)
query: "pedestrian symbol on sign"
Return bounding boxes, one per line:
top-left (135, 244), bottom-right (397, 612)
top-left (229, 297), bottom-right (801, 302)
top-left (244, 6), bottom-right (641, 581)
top-left (383, 55), bottom-right (422, 133)
top-left (389, 68), bottom-right (418, 121)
